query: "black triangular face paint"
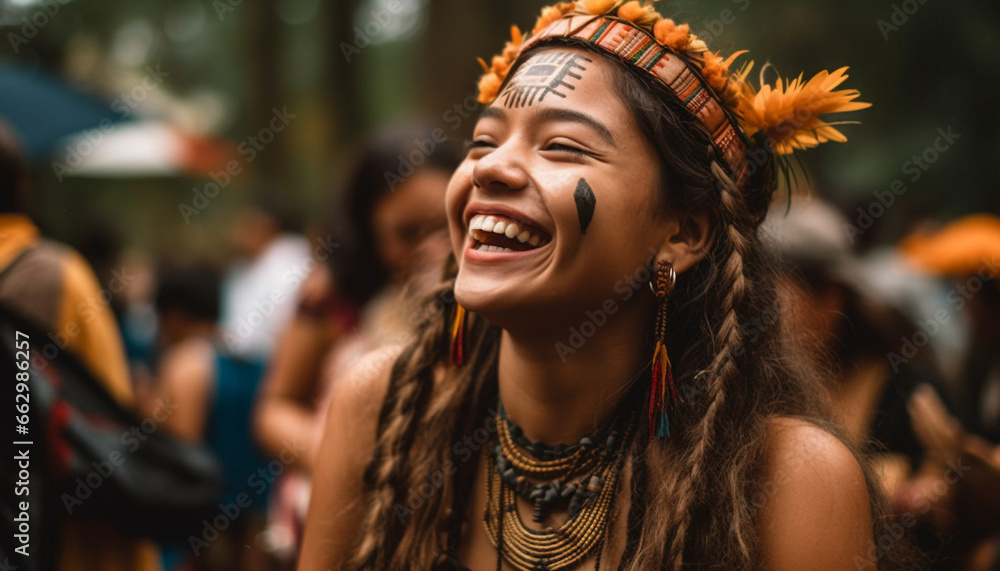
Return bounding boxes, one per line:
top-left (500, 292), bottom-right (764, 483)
top-left (574, 178), bottom-right (596, 235)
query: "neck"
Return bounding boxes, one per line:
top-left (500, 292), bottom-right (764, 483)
top-left (496, 298), bottom-right (653, 445)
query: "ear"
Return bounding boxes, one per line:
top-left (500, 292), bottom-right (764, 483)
top-left (655, 210), bottom-right (714, 274)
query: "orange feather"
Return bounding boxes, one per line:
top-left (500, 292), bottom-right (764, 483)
top-left (736, 66), bottom-right (872, 155)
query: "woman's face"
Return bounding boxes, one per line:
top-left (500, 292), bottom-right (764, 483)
top-left (374, 168), bottom-right (451, 281)
top-left (446, 47), bottom-right (669, 330)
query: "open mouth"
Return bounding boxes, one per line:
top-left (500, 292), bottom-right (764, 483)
top-left (467, 213), bottom-right (552, 253)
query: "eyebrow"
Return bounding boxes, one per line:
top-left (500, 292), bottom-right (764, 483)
top-left (477, 106), bottom-right (616, 145)
top-left (478, 106), bottom-right (506, 122)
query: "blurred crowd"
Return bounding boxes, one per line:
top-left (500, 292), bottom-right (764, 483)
top-left (1, 109), bottom-right (999, 571)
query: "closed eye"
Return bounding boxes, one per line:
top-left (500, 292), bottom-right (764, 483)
top-left (465, 139), bottom-right (495, 154)
top-left (544, 143), bottom-right (591, 157)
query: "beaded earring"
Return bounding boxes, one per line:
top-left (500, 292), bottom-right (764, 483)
top-left (450, 303), bottom-right (467, 366)
top-left (649, 259), bottom-right (677, 439)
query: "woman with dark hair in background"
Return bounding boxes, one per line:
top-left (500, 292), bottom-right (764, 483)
top-left (253, 125), bottom-right (462, 564)
top-left (299, 1), bottom-right (923, 569)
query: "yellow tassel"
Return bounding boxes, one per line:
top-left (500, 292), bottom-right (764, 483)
top-left (450, 304), bottom-right (467, 366)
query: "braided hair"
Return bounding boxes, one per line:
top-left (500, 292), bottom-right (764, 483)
top-left (342, 39), bottom-right (921, 570)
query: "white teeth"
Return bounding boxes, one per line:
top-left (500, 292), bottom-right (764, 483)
top-left (477, 244), bottom-right (512, 252)
top-left (467, 213), bottom-right (548, 249)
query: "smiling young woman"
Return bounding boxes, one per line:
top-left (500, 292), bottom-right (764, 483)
top-left (298, 2), bottom-right (923, 570)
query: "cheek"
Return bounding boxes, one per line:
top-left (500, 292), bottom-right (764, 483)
top-left (445, 162), bottom-right (475, 251)
top-left (562, 191), bottom-right (661, 281)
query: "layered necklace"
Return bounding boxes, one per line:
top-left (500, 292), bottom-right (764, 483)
top-left (484, 400), bottom-right (637, 571)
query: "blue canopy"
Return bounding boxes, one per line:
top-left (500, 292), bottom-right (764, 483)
top-left (0, 64), bottom-right (125, 163)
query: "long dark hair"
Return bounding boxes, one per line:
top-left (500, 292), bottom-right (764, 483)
top-left (346, 40), bottom-right (923, 569)
top-left (329, 125), bottom-right (462, 309)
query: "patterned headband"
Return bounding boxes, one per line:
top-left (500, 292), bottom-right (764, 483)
top-left (476, 0), bottom-right (871, 188)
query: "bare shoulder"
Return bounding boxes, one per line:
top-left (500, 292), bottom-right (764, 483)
top-left (298, 343), bottom-right (406, 569)
top-left (160, 338), bottom-right (214, 384)
top-left (150, 338), bottom-right (215, 441)
top-left (759, 416), bottom-right (873, 570)
top-left (763, 417), bottom-right (866, 479)
top-left (325, 343), bottom-right (406, 441)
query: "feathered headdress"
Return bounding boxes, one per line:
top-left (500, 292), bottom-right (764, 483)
top-left (475, 0), bottom-right (871, 439)
top-left (476, 0), bottom-right (870, 189)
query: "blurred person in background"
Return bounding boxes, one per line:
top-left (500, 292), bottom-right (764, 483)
top-left (253, 126), bottom-right (461, 564)
top-left (764, 200), bottom-right (1000, 569)
top-left (220, 196), bottom-right (310, 363)
top-left (901, 214), bottom-right (1000, 442)
top-left (900, 384), bottom-right (1000, 571)
top-left (144, 262), bottom-right (273, 571)
top-left (763, 199), bottom-right (951, 463)
top-left (764, 198), bottom-right (960, 566)
top-left (117, 252), bottom-right (160, 389)
top-left (0, 121), bottom-right (161, 569)
top-left (896, 215), bottom-right (1000, 570)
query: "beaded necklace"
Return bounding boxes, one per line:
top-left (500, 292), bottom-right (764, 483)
top-left (484, 400), bottom-right (636, 570)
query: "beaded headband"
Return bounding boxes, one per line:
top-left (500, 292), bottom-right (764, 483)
top-left (476, 0), bottom-right (871, 188)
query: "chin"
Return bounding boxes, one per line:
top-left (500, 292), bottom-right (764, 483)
top-left (455, 271), bottom-right (587, 338)
top-left (455, 273), bottom-right (512, 317)
top-left (453, 272), bottom-right (537, 328)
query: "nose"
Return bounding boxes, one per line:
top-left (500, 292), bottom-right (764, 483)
top-left (472, 138), bottom-right (530, 193)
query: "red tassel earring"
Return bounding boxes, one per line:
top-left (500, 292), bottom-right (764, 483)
top-left (450, 303), bottom-right (467, 366)
top-left (649, 260), bottom-right (677, 439)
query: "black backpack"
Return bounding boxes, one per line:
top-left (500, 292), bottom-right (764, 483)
top-left (0, 250), bottom-right (222, 569)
